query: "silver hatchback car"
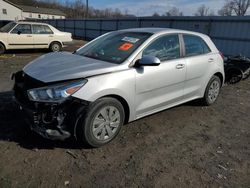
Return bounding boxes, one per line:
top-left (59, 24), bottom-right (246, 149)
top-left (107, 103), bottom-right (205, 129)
top-left (14, 28), bottom-right (225, 147)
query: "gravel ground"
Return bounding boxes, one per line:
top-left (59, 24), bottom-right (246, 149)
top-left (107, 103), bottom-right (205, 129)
top-left (0, 40), bottom-right (249, 188)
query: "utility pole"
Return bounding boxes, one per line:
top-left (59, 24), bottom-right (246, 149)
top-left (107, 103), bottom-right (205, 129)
top-left (86, 0), bottom-right (89, 18)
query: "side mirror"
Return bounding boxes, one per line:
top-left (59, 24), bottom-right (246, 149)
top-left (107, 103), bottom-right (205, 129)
top-left (17, 31), bottom-right (21, 35)
top-left (136, 56), bottom-right (161, 67)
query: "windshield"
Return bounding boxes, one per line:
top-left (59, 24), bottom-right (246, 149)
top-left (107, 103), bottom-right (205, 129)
top-left (0, 22), bottom-right (16, 32)
top-left (75, 32), bottom-right (152, 64)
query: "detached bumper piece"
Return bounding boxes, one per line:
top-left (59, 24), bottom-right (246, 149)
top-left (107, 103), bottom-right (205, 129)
top-left (13, 71), bottom-right (87, 141)
top-left (224, 55), bottom-right (250, 84)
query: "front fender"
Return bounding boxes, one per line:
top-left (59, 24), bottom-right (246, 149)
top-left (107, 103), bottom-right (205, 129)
top-left (72, 69), bottom-right (136, 121)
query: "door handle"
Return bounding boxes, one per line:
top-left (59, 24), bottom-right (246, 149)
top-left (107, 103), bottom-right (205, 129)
top-left (208, 58), bottom-right (214, 63)
top-left (176, 64), bottom-right (185, 69)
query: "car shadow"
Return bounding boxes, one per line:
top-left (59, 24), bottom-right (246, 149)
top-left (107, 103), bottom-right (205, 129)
top-left (0, 91), bottom-right (86, 150)
top-left (0, 91), bottom-right (204, 150)
top-left (5, 49), bottom-right (50, 54)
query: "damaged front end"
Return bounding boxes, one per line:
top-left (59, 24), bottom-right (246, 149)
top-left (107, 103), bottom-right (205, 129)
top-left (13, 71), bottom-right (88, 141)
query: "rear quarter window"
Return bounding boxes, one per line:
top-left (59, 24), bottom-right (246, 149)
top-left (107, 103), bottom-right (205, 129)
top-left (183, 35), bottom-right (211, 57)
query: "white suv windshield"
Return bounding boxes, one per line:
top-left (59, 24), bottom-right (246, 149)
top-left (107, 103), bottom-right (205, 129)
top-left (75, 32), bottom-right (152, 64)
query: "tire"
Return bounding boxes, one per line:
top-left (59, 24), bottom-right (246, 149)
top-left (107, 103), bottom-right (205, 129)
top-left (243, 68), bottom-right (250, 80)
top-left (0, 43), bottom-right (5, 54)
top-left (50, 42), bottom-right (62, 52)
top-left (202, 75), bottom-right (222, 106)
top-left (76, 97), bottom-right (125, 148)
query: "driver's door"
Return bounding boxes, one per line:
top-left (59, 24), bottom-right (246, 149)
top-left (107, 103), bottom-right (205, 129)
top-left (8, 24), bottom-right (34, 49)
top-left (135, 34), bottom-right (186, 118)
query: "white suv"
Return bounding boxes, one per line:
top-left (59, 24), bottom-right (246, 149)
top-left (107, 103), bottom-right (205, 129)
top-left (0, 21), bottom-right (72, 53)
top-left (13, 28), bottom-right (225, 147)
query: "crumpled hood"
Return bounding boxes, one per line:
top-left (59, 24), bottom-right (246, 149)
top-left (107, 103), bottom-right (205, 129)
top-left (23, 52), bottom-right (125, 83)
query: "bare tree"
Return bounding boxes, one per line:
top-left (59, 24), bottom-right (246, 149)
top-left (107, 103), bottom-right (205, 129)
top-left (166, 7), bottom-right (183, 16)
top-left (152, 12), bottom-right (161, 17)
top-left (230, 0), bottom-right (250, 15)
top-left (218, 1), bottom-right (234, 15)
top-left (218, 0), bottom-right (250, 16)
top-left (194, 4), bottom-right (212, 16)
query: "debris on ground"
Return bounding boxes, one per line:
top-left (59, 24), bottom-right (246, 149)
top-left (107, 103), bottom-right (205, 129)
top-left (66, 150), bottom-right (78, 159)
top-left (224, 55), bottom-right (250, 84)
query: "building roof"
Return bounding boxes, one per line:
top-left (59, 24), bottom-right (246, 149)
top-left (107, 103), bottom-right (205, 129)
top-left (18, 5), bottom-right (66, 16)
top-left (3, 0), bottom-right (66, 16)
top-left (3, 0), bottom-right (21, 9)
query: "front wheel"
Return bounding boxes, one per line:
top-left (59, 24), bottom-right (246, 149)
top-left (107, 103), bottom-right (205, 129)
top-left (0, 43), bottom-right (5, 54)
top-left (76, 97), bottom-right (125, 148)
top-left (202, 75), bottom-right (222, 106)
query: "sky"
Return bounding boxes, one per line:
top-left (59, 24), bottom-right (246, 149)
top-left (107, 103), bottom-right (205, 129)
top-left (79, 0), bottom-right (226, 16)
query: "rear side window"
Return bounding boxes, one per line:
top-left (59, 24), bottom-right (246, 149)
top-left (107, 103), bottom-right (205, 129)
top-left (32, 25), bottom-right (53, 34)
top-left (11, 24), bottom-right (31, 34)
top-left (183, 35), bottom-right (211, 57)
top-left (143, 34), bottom-right (180, 61)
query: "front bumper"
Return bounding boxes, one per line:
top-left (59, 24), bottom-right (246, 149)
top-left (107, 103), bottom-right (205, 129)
top-left (14, 96), bottom-right (78, 140)
top-left (13, 71), bottom-right (88, 141)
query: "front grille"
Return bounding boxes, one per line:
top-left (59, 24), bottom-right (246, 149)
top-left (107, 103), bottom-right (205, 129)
top-left (13, 71), bottom-right (45, 105)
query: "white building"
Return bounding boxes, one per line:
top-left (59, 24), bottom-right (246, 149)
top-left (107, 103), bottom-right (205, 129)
top-left (0, 0), bottom-right (66, 21)
top-left (0, 0), bottom-right (22, 20)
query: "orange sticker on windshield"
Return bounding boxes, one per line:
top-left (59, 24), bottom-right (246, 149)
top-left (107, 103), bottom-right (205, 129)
top-left (119, 43), bottom-right (133, 51)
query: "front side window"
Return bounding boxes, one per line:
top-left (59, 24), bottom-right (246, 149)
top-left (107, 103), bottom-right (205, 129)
top-left (32, 25), bottom-right (53, 34)
top-left (11, 24), bottom-right (31, 34)
top-left (142, 34), bottom-right (180, 61)
top-left (2, 9), bottom-right (7, 15)
top-left (75, 32), bottom-right (152, 64)
top-left (183, 35), bottom-right (211, 57)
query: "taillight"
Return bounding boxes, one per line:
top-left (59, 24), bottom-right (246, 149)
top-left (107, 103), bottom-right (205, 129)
top-left (219, 51), bottom-right (224, 60)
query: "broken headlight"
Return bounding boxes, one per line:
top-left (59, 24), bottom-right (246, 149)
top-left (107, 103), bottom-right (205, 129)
top-left (27, 79), bottom-right (87, 102)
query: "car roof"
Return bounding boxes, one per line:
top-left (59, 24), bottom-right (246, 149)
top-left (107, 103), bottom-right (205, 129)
top-left (120, 27), bottom-right (207, 37)
top-left (14, 21), bottom-right (50, 26)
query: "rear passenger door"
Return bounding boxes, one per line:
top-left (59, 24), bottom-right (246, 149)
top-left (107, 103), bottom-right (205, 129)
top-left (182, 34), bottom-right (214, 98)
top-left (32, 24), bottom-right (54, 49)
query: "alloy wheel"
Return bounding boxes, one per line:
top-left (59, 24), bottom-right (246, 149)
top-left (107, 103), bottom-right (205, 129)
top-left (208, 80), bottom-right (220, 103)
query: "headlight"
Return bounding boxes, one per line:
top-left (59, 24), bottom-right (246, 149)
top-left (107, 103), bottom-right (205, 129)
top-left (27, 79), bottom-right (87, 102)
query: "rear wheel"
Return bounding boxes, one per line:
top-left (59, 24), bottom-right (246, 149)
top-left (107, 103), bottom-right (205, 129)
top-left (50, 42), bottom-right (62, 52)
top-left (202, 75), bottom-right (221, 106)
top-left (0, 43), bottom-right (5, 54)
top-left (76, 97), bottom-right (125, 148)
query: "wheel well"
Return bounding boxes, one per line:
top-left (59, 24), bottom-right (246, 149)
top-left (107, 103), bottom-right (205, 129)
top-left (101, 95), bottom-right (130, 124)
top-left (49, 41), bottom-right (62, 47)
top-left (214, 72), bottom-right (224, 85)
top-left (0, 42), bottom-right (6, 49)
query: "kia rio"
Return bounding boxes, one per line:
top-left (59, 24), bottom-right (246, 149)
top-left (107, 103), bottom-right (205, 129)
top-left (13, 28), bottom-right (225, 147)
